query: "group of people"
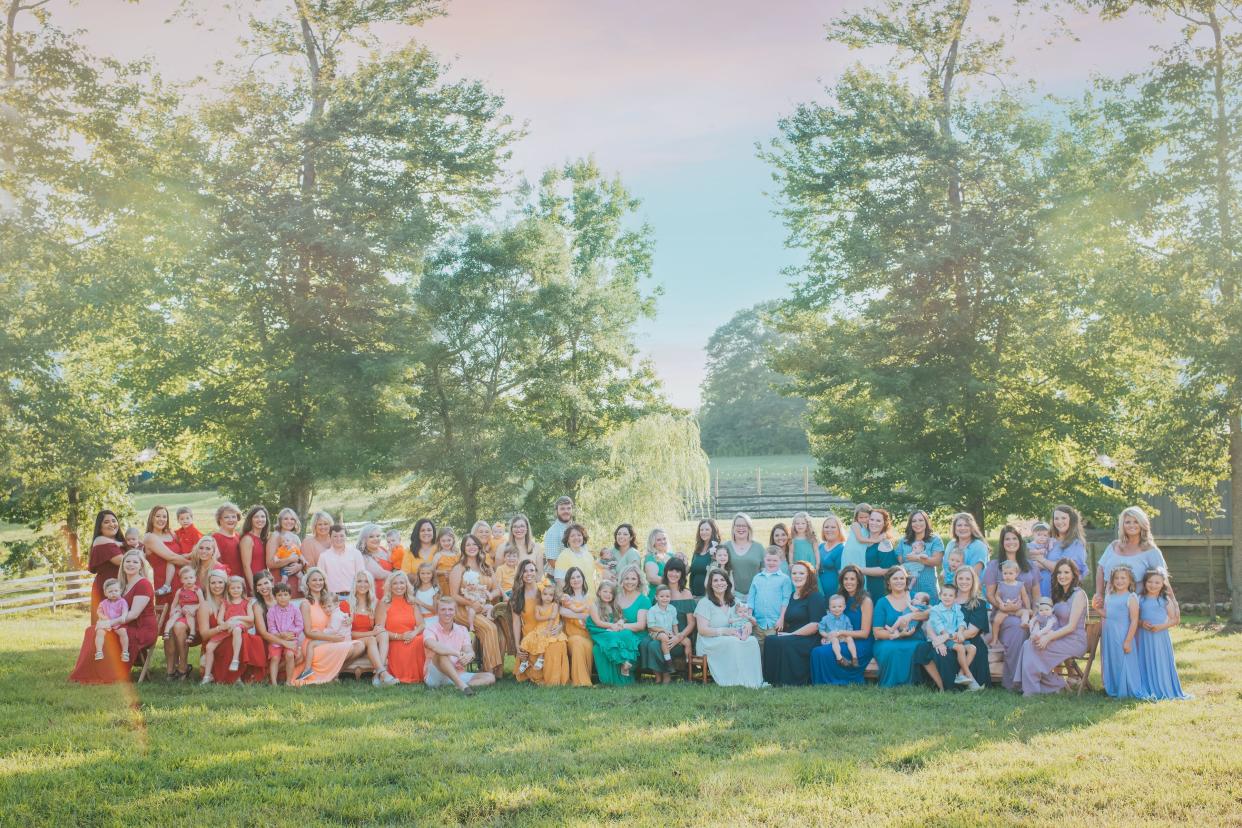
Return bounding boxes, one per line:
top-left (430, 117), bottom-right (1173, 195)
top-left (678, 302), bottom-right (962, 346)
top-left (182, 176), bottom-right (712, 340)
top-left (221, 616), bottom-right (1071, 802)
top-left (67, 496), bottom-right (1189, 701)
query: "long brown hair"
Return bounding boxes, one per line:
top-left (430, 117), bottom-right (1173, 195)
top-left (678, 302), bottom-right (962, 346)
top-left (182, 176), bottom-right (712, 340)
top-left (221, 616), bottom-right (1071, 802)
top-left (705, 567), bottom-right (736, 607)
top-left (1051, 558), bottom-right (1081, 605)
top-left (508, 559), bottom-right (539, 616)
top-left (241, 506), bottom-right (271, 543)
top-left (144, 505), bottom-right (172, 536)
top-left (837, 564), bottom-right (866, 611)
top-left (791, 560), bottom-right (819, 599)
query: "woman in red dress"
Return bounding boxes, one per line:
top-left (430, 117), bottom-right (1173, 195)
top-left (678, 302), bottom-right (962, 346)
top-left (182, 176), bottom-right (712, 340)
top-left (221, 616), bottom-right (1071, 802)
top-left (69, 549), bottom-right (158, 684)
top-left (212, 503), bottom-right (244, 581)
top-left (143, 505), bottom-right (188, 608)
top-left (239, 506), bottom-right (270, 594)
top-left (85, 510), bottom-right (126, 622)
top-left (195, 569), bottom-right (266, 684)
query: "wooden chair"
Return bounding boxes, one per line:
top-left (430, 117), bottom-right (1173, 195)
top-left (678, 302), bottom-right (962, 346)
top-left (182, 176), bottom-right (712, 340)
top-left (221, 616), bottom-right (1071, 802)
top-left (136, 603), bottom-right (170, 683)
top-left (1054, 616), bottom-right (1102, 696)
top-left (686, 652), bottom-right (710, 684)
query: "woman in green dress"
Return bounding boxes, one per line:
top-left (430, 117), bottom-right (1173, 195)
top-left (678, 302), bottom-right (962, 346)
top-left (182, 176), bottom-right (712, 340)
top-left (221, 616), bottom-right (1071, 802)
top-left (586, 565), bottom-right (650, 685)
top-left (861, 509), bottom-right (899, 604)
top-left (637, 557), bottom-right (696, 676)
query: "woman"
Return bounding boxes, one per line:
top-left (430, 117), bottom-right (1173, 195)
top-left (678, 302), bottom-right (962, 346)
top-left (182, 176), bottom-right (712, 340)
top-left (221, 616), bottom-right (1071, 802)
top-left (238, 506), bottom-right (270, 593)
top-left (1037, 504), bottom-right (1088, 598)
top-left (725, 513), bottom-right (764, 594)
top-left (984, 524), bottom-right (1041, 691)
top-left (395, 518), bottom-right (436, 577)
top-left (560, 566), bottom-right (596, 686)
top-left (693, 568), bottom-right (764, 688)
top-left (212, 503), bottom-right (244, 577)
top-left (871, 566), bottom-right (938, 688)
top-left (810, 565), bottom-right (874, 685)
top-left (510, 560), bottom-right (569, 685)
top-left (638, 557), bottom-right (696, 677)
top-left (448, 533), bottom-right (504, 678)
top-left (607, 523), bottom-right (642, 582)
top-left (376, 571), bottom-right (426, 684)
top-left (69, 549), bottom-right (158, 684)
top-left (189, 535), bottom-right (222, 588)
top-left (348, 570), bottom-right (397, 686)
top-left (85, 510), bottom-right (126, 621)
top-left (356, 523), bottom-right (393, 601)
top-left (860, 509), bottom-right (899, 603)
top-left (643, 528), bottom-right (673, 600)
top-left (1019, 558), bottom-right (1089, 696)
top-left (196, 571), bottom-right (266, 684)
top-left (301, 511), bottom-right (334, 569)
top-left (165, 542), bottom-right (215, 681)
top-left (587, 565), bottom-right (650, 685)
top-left (143, 505), bottom-right (188, 609)
top-left (266, 508), bottom-right (305, 595)
top-left (945, 512), bottom-right (989, 578)
top-left (1094, 506), bottom-right (1170, 612)
top-left (896, 510), bottom-right (943, 598)
top-left (503, 514), bottom-right (543, 574)
top-left (689, 519), bottom-right (720, 597)
top-left (470, 520), bottom-right (494, 566)
top-left (816, 515), bottom-right (845, 597)
top-left (761, 560), bottom-right (828, 686)
top-left (292, 567), bottom-right (367, 686)
top-left (925, 566), bottom-right (991, 691)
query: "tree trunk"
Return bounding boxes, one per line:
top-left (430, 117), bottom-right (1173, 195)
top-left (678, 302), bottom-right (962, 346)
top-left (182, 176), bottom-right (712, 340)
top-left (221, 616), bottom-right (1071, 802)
top-left (1231, 412), bottom-right (1242, 623)
top-left (3, 0), bottom-right (21, 168)
top-left (1204, 526), bottom-right (1216, 622)
top-left (62, 484), bottom-right (81, 570)
top-left (968, 498), bottom-right (985, 536)
top-left (284, 480), bottom-right (313, 521)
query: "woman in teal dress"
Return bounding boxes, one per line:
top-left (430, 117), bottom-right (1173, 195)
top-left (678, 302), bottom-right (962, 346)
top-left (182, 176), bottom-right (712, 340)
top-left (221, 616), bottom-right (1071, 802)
top-left (586, 565), bottom-right (650, 685)
top-left (810, 565), bottom-right (874, 685)
top-left (643, 528), bottom-right (672, 601)
top-left (689, 519), bottom-right (720, 598)
top-left (861, 509), bottom-right (899, 604)
top-left (816, 515), bottom-right (846, 597)
top-left (637, 558), bottom-right (696, 674)
top-left (871, 566), bottom-right (938, 687)
top-left (926, 566), bottom-right (990, 690)
top-left (895, 510), bottom-right (943, 598)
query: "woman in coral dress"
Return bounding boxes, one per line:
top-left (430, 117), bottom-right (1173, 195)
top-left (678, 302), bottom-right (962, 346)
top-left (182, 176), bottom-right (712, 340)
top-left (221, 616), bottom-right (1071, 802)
top-left (292, 567), bottom-right (366, 686)
top-left (377, 571), bottom-right (426, 683)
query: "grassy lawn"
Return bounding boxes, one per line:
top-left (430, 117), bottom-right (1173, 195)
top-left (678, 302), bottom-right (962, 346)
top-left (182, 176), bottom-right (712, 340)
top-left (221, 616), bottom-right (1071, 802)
top-left (2, 613), bottom-right (1239, 825)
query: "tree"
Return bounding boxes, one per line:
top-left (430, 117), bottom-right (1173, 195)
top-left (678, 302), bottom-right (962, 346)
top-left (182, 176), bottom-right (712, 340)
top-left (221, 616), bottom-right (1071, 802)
top-left (697, 302), bottom-right (808, 457)
top-left (1085, 0), bottom-right (1242, 620)
top-left (762, 0), bottom-right (1131, 529)
top-left (138, 0), bottom-right (517, 516)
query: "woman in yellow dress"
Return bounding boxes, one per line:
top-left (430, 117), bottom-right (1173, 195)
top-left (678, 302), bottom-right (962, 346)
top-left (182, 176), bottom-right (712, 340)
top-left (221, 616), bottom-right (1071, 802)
top-left (559, 566), bottom-right (595, 686)
top-left (509, 560), bottom-right (568, 685)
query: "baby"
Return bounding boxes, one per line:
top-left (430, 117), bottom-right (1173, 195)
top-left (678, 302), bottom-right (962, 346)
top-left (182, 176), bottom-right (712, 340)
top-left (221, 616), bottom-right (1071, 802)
top-left (927, 583), bottom-right (979, 689)
top-left (271, 528), bottom-right (304, 586)
top-left (1027, 521), bottom-right (1051, 566)
top-left (942, 549), bottom-right (964, 588)
top-left (890, 591), bottom-right (931, 634)
top-left (461, 568), bottom-right (493, 631)
top-left (818, 593), bottom-right (858, 667)
top-left (297, 600), bottom-right (351, 681)
top-left (265, 583), bottom-right (304, 686)
top-left (164, 565), bottom-right (203, 641)
top-left (1029, 597), bottom-right (1057, 638)
top-left (646, 586), bottom-right (680, 675)
top-left (94, 578), bottom-right (129, 661)
top-left (989, 560), bottom-right (1031, 646)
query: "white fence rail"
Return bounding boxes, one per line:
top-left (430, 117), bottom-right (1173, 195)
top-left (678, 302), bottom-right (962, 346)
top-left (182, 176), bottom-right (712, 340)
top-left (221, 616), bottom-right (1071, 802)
top-left (0, 570), bottom-right (93, 616)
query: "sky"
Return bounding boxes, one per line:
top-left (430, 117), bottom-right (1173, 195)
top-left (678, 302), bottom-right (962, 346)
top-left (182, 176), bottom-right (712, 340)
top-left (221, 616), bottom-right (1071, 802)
top-left (58, 0), bottom-right (1175, 408)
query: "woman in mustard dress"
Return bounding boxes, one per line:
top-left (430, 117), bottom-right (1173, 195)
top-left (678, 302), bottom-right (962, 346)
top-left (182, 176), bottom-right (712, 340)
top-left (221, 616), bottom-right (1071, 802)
top-left (560, 566), bottom-right (595, 686)
top-left (510, 560), bottom-right (569, 685)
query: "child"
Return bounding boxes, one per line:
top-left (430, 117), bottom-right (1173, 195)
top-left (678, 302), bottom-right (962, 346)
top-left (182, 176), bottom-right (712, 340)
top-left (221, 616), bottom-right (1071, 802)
top-left (265, 582), bottom-right (304, 686)
top-left (841, 503), bottom-right (872, 570)
top-left (1100, 564), bottom-right (1145, 699)
top-left (1029, 597), bottom-right (1057, 639)
top-left (202, 576), bottom-right (252, 682)
top-left (646, 585), bottom-right (680, 682)
top-left (1136, 570), bottom-right (1189, 700)
top-left (789, 512), bottom-right (818, 566)
top-left (174, 506), bottom-right (203, 567)
top-left (461, 568), bottom-right (493, 632)
top-left (927, 583), bottom-right (979, 689)
top-left (385, 529), bottom-right (405, 562)
top-left (94, 578), bottom-right (129, 661)
top-left (818, 593), bottom-right (857, 667)
top-left (890, 591), bottom-right (930, 634)
top-left (518, 579), bottom-right (567, 675)
top-left (272, 514), bottom-right (304, 587)
top-left (164, 565), bottom-right (203, 642)
top-left (298, 600), bottom-right (352, 682)
top-left (495, 547), bottom-right (519, 600)
top-left (942, 549), bottom-right (964, 588)
top-left (712, 544), bottom-right (734, 588)
top-left (989, 560), bottom-right (1031, 646)
top-left (1027, 521), bottom-right (1051, 566)
top-left (412, 563), bottom-right (439, 618)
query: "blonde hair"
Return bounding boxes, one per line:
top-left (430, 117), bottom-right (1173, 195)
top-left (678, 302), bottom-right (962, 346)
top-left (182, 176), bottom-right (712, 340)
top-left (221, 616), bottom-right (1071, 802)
top-left (351, 570), bottom-right (378, 615)
top-left (383, 571), bottom-right (413, 608)
top-left (947, 512), bottom-right (985, 549)
top-left (302, 566), bottom-right (334, 611)
top-left (276, 508), bottom-right (302, 534)
top-left (1109, 563), bottom-right (1137, 593)
top-left (203, 568), bottom-right (229, 617)
top-left (356, 523), bottom-right (384, 558)
top-left (308, 511), bottom-right (334, 537)
top-left (616, 564), bottom-right (644, 594)
top-left (790, 512), bottom-right (817, 544)
top-left (645, 527), bottom-right (669, 557)
top-left (953, 565), bottom-right (983, 610)
top-left (594, 579), bottom-right (621, 622)
top-left (1116, 506), bottom-right (1156, 550)
top-left (117, 549), bottom-right (153, 594)
top-left (225, 575), bottom-right (248, 600)
top-left (820, 514), bottom-right (845, 545)
top-left (731, 513), bottom-right (756, 543)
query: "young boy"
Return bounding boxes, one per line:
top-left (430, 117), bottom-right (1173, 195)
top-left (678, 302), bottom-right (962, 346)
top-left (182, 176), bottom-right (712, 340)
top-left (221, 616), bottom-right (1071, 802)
top-left (265, 583), bottom-right (304, 686)
top-left (942, 549), bottom-right (964, 588)
top-left (818, 593), bottom-right (857, 667)
top-left (494, 546), bottom-right (519, 601)
top-left (174, 506), bottom-right (204, 565)
top-left (646, 585), bottom-right (680, 683)
top-left (745, 548), bottom-right (794, 653)
top-left (927, 583), bottom-right (980, 690)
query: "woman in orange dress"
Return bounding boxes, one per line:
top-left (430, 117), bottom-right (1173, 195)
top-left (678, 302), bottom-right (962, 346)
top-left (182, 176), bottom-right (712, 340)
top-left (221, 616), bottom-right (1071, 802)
top-left (448, 533), bottom-right (504, 678)
top-left (510, 560), bottom-right (569, 685)
top-left (377, 571), bottom-right (426, 683)
top-left (292, 567), bottom-right (366, 686)
top-left (560, 566), bottom-right (595, 686)
top-left (349, 570), bottom-right (397, 685)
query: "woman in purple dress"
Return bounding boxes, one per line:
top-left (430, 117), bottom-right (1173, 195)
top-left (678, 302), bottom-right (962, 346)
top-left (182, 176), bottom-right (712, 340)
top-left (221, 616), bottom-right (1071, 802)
top-left (983, 525), bottom-right (1040, 691)
top-left (1018, 558), bottom-right (1089, 696)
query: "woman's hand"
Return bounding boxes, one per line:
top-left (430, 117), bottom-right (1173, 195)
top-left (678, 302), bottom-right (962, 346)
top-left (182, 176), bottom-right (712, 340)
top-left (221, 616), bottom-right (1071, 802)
top-left (1091, 593), bottom-right (1103, 612)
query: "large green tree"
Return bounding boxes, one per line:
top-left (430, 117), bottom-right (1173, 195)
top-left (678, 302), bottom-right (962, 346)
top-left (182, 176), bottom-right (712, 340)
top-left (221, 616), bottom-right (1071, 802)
top-left (697, 302), bottom-right (808, 457)
top-left (763, 0), bottom-right (1132, 529)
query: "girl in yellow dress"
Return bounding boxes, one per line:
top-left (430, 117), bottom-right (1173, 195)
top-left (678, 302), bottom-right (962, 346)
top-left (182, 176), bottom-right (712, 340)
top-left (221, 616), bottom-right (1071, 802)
top-left (518, 579), bottom-right (567, 675)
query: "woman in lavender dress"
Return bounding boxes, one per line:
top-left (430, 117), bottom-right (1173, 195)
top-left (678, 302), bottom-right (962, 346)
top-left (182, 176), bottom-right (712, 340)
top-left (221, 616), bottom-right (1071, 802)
top-left (1019, 559), bottom-right (1089, 696)
top-left (1034, 505), bottom-right (1088, 599)
top-left (983, 525), bottom-right (1040, 691)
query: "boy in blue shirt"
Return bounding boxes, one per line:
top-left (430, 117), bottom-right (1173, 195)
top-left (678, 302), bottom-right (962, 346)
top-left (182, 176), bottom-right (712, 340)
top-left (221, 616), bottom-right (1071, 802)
top-left (745, 548), bottom-right (794, 654)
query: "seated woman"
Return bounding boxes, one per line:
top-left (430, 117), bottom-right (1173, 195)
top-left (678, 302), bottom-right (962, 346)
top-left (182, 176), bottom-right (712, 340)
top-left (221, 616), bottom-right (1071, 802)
top-left (983, 524), bottom-right (1040, 691)
top-left (637, 557), bottom-right (696, 678)
top-left (70, 549), bottom-right (159, 684)
top-left (871, 566), bottom-right (939, 688)
top-left (510, 560), bottom-right (569, 685)
top-left (810, 565), bottom-right (873, 685)
top-left (198, 574), bottom-right (267, 684)
top-left (693, 568), bottom-right (764, 688)
top-left (1018, 558), bottom-right (1089, 696)
top-left (587, 565), bottom-right (650, 685)
top-left (448, 533), bottom-right (504, 679)
top-left (346, 570), bottom-right (398, 686)
top-left (924, 566), bottom-right (991, 691)
top-left (559, 567), bottom-right (595, 687)
top-left (376, 571), bottom-right (427, 684)
top-left (292, 567), bottom-right (370, 686)
top-left (761, 560), bottom-right (828, 686)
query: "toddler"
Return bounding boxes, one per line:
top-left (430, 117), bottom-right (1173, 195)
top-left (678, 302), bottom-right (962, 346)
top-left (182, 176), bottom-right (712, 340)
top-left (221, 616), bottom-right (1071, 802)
top-left (94, 578), bottom-right (129, 661)
top-left (818, 593), bottom-right (857, 667)
top-left (265, 583), bottom-right (304, 686)
top-left (989, 560), bottom-right (1031, 646)
top-left (942, 549), bottom-right (964, 588)
top-left (173, 506), bottom-right (203, 566)
top-left (841, 504), bottom-right (872, 569)
top-left (494, 547), bottom-right (519, 600)
top-left (271, 526), bottom-right (304, 587)
top-left (202, 576), bottom-right (252, 681)
top-left (646, 585), bottom-right (680, 682)
top-left (164, 565), bottom-right (203, 641)
top-left (298, 600), bottom-right (351, 681)
top-left (890, 591), bottom-right (930, 634)
top-left (1027, 521), bottom-right (1051, 563)
top-left (518, 579), bottom-right (567, 674)
top-left (461, 568), bottom-right (493, 631)
top-left (927, 583), bottom-right (979, 689)
top-left (1029, 597), bottom-right (1057, 638)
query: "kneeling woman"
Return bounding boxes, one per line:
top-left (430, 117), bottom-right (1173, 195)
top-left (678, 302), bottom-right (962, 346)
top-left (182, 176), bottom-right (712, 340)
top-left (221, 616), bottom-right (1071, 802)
top-left (694, 568), bottom-right (764, 688)
top-left (761, 560), bottom-right (828, 686)
top-left (587, 565), bottom-right (650, 685)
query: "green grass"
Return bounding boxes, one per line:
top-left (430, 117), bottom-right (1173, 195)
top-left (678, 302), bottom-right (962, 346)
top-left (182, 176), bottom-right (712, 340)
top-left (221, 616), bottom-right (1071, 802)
top-left (3, 613), bottom-right (1239, 825)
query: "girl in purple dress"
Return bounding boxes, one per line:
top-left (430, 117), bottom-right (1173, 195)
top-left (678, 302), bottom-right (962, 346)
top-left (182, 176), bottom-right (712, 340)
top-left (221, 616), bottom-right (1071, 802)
top-left (1018, 559), bottom-right (1088, 696)
top-left (1136, 570), bottom-right (1190, 700)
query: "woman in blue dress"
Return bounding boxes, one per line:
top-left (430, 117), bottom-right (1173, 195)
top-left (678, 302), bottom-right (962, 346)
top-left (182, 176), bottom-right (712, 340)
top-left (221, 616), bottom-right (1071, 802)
top-left (871, 566), bottom-right (937, 687)
top-left (945, 512), bottom-right (989, 579)
top-left (816, 515), bottom-right (845, 597)
top-left (1136, 570), bottom-right (1189, 700)
top-left (1093, 506), bottom-right (1170, 614)
top-left (896, 510), bottom-right (943, 598)
top-left (860, 509), bottom-right (899, 604)
top-left (1099, 564), bottom-right (1147, 699)
top-left (810, 565), bottom-right (873, 685)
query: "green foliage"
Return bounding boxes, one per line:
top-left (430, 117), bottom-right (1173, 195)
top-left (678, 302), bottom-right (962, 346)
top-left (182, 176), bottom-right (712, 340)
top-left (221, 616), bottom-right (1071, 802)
top-left (697, 303), bottom-right (808, 457)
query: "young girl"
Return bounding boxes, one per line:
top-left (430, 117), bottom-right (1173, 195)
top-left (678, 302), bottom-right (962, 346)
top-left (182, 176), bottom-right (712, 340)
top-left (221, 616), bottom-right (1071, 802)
top-left (203, 575), bottom-right (253, 681)
top-left (164, 565), bottom-right (203, 641)
top-left (518, 579), bottom-right (567, 674)
top-left (269, 509), bottom-right (304, 588)
top-left (1029, 597), bottom-right (1057, 638)
top-left (989, 560), bottom-right (1031, 646)
top-left (840, 503), bottom-right (872, 570)
top-left (412, 563), bottom-right (439, 618)
top-left (1100, 564), bottom-right (1146, 699)
top-left (712, 544), bottom-right (734, 588)
top-left (1136, 570), bottom-right (1189, 700)
top-left (94, 578), bottom-right (129, 661)
top-left (432, 527), bottom-right (459, 593)
top-left (768, 523), bottom-right (791, 567)
top-left (789, 512), bottom-right (818, 567)
top-left (646, 585), bottom-right (680, 682)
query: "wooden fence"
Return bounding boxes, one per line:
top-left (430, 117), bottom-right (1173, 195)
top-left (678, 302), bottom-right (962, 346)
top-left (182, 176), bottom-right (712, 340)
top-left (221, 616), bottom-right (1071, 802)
top-left (0, 570), bottom-right (92, 616)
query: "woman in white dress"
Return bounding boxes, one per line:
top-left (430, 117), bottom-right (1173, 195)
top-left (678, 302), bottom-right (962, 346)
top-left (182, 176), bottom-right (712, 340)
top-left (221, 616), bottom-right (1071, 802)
top-left (694, 568), bottom-right (764, 688)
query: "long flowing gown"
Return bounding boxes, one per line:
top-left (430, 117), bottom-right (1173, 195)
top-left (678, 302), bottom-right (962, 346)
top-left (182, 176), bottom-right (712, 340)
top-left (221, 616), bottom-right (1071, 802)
top-left (871, 596), bottom-right (930, 687)
top-left (1136, 596), bottom-right (1189, 700)
top-left (588, 593), bottom-right (650, 686)
top-left (562, 594), bottom-right (595, 686)
top-left (1101, 592), bottom-right (1147, 699)
top-left (383, 596), bottom-right (426, 684)
top-left (693, 597), bottom-right (763, 688)
top-left (810, 597), bottom-right (873, 685)
top-left (147, 534), bottom-right (182, 608)
top-left (292, 603), bottom-right (356, 686)
top-left (514, 594), bottom-right (569, 686)
top-left (982, 559), bottom-right (1040, 690)
top-left (1018, 588), bottom-right (1088, 696)
top-left (69, 578), bottom-right (159, 684)
top-left (203, 598), bottom-right (267, 683)
top-left (761, 591), bottom-right (829, 686)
